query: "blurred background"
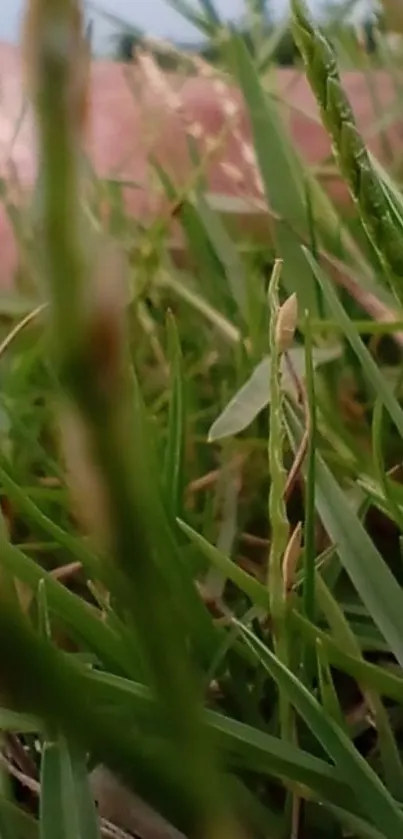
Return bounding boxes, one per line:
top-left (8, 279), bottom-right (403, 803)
top-left (0, 1), bottom-right (387, 58)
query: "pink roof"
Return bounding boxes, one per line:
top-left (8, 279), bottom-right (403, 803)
top-left (0, 43), bottom-right (401, 290)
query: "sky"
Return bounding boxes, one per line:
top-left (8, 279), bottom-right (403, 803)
top-left (0, 2), bottom-right (371, 49)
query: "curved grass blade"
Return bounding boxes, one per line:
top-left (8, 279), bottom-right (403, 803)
top-left (208, 345), bottom-right (340, 442)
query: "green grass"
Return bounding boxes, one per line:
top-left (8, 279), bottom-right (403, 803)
top-left (0, 1), bottom-right (403, 838)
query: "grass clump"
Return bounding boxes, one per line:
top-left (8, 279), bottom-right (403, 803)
top-left (0, 2), bottom-right (403, 838)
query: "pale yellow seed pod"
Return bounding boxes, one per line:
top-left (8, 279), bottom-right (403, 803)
top-left (275, 292), bottom-right (298, 353)
top-left (282, 521), bottom-right (303, 595)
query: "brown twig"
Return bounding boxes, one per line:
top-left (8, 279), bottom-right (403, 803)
top-left (50, 561), bottom-right (82, 582)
